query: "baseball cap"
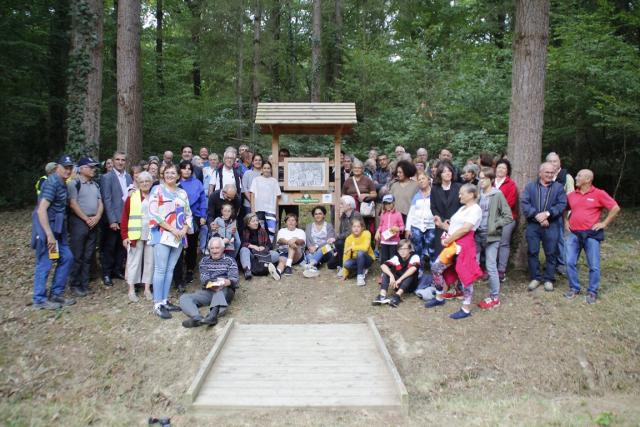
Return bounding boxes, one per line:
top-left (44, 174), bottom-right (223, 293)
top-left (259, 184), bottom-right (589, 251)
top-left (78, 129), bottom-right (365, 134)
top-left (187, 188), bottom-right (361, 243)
top-left (77, 156), bottom-right (99, 167)
top-left (382, 194), bottom-right (395, 203)
top-left (45, 162), bottom-right (58, 174)
top-left (57, 154), bottom-right (75, 167)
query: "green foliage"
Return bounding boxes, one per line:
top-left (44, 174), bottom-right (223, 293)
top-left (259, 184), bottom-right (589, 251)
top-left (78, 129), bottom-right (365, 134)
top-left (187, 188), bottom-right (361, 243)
top-left (595, 411), bottom-right (615, 426)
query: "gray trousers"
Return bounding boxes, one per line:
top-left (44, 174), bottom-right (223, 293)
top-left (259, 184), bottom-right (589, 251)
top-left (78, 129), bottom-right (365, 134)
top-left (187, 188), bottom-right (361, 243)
top-left (179, 287), bottom-right (235, 320)
top-left (497, 220), bottom-right (517, 273)
top-left (238, 247), bottom-right (280, 270)
top-left (68, 215), bottom-right (98, 289)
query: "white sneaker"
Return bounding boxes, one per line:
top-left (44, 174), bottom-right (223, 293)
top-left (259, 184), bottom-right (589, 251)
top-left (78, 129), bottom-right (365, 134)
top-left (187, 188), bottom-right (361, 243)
top-left (336, 267), bottom-right (344, 278)
top-left (363, 268), bottom-right (369, 278)
top-left (356, 274), bottom-right (366, 286)
top-left (268, 263), bottom-right (281, 281)
top-left (528, 280), bottom-right (541, 291)
top-left (303, 266), bottom-right (320, 278)
top-left (544, 281), bottom-right (554, 292)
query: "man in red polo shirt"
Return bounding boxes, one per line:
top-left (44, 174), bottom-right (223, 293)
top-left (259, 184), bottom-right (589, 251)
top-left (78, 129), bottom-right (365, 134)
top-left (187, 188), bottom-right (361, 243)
top-left (563, 169), bottom-right (620, 304)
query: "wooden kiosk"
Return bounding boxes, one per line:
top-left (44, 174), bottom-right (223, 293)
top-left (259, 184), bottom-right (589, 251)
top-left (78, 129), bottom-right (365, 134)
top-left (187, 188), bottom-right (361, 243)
top-left (255, 102), bottom-right (357, 230)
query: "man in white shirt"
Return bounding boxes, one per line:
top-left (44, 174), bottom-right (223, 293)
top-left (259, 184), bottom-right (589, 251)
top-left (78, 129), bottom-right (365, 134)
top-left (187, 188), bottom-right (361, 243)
top-left (268, 213), bottom-right (306, 280)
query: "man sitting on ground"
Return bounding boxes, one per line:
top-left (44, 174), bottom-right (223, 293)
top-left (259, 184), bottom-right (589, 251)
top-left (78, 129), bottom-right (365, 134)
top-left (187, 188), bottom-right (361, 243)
top-left (179, 237), bottom-right (239, 328)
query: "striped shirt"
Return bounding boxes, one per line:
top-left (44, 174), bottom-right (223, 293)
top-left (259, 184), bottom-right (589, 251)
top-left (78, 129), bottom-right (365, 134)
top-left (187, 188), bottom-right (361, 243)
top-left (199, 255), bottom-right (239, 289)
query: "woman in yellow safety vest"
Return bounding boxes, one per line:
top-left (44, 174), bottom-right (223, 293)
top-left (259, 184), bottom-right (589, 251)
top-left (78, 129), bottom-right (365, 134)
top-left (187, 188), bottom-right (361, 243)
top-left (120, 171), bottom-right (154, 302)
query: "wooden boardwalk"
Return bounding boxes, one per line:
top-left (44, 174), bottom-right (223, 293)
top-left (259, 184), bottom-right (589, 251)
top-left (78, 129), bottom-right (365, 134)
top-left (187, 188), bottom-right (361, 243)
top-left (186, 319), bottom-right (407, 413)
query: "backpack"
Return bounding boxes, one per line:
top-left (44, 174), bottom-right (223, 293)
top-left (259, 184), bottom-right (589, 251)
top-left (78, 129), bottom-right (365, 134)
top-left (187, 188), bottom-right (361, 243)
top-left (250, 251), bottom-right (272, 276)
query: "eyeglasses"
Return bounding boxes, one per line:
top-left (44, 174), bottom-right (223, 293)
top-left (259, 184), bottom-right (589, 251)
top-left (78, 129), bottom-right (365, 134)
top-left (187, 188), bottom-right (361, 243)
top-left (398, 246), bottom-right (411, 251)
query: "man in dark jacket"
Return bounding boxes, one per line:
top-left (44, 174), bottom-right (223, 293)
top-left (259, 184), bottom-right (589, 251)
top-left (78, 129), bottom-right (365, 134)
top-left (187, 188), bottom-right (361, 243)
top-left (100, 151), bottom-right (132, 286)
top-left (521, 162), bottom-right (567, 292)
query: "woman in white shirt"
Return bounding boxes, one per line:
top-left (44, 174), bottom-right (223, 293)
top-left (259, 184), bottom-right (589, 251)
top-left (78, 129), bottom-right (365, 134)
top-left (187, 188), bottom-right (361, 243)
top-left (249, 161), bottom-right (281, 242)
top-left (405, 171), bottom-right (436, 269)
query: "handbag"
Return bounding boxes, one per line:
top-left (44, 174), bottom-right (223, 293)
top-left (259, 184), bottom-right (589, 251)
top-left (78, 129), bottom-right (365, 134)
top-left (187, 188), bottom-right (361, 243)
top-left (353, 177), bottom-right (375, 217)
top-left (250, 251), bottom-right (273, 276)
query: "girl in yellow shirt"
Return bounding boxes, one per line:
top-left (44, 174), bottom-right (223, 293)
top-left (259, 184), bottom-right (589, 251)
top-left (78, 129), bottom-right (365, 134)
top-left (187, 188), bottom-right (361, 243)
top-left (341, 217), bottom-right (375, 286)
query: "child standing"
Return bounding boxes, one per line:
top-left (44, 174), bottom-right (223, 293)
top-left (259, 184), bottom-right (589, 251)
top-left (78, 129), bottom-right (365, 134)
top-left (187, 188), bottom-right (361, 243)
top-left (211, 202), bottom-right (237, 256)
top-left (375, 194), bottom-right (405, 281)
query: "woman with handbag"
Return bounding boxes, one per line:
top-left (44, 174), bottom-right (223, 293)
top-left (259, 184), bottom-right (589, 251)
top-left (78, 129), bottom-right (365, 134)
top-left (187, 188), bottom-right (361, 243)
top-left (302, 206), bottom-right (337, 278)
top-left (238, 213), bottom-right (280, 280)
top-left (341, 159), bottom-right (377, 235)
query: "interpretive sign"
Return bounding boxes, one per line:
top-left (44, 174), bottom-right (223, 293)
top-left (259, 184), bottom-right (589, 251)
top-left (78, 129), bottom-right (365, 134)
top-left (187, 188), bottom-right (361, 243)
top-left (283, 157), bottom-right (329, 191)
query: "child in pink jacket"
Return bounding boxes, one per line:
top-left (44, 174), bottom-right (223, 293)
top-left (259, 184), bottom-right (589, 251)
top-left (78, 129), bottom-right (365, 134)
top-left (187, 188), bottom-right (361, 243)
top-left (375, 194), bottom-right (405, 265)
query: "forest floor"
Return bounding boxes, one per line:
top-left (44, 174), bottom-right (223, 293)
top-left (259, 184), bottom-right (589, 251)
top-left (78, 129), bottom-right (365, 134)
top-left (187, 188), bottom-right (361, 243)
top-left (1, 209), bottom-right (639, 426)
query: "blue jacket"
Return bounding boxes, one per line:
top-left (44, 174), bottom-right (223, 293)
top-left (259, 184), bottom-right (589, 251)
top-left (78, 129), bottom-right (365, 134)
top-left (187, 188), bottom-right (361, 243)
top-left (179, 175), bottom-right (207, 219)
top-left (520, 180), bottom-right (567, 224)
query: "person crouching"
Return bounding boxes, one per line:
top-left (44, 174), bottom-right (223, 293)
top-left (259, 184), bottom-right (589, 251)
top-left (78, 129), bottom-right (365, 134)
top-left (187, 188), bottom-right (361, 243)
top-left (373, 239), bottom-right (420, 308)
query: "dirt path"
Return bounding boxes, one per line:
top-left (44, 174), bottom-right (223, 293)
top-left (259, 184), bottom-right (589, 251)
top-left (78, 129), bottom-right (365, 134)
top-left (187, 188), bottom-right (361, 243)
top-left (1, 209), bottom-right (639, 426)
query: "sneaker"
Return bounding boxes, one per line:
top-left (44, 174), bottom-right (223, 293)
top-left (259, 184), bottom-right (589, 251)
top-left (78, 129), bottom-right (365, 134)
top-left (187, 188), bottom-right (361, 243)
top-left (564, 289), bottom-right (580, 300)
top-left (389, 295), bottom-right (402, 308)
top-left (268, 263), bottom-right (281, 281)
top-left (449, 308), bottom-right (472, 319)
top-left (544, 281), bottom-right (554, 292)
top-left (478, 297), bottom-right (500, 310)
top-left (49, 294), bottom-right (76, 307)
top-left (128, 292), bottom-right (139, 303)
top-left (372, 295), bottom-right (390, 305)
top-left (164, 302), bottom-right (181, 312)
top-left (303, 266), bottom-right (320, 278)
top-left (363, 269), bottom-right (369, 278)
top-left (527, 280), bottom-right (541, 291)
top-left (244, 268), bottom-right (253, 281)
top-left (182, 318), bottom-right (203, 328)
top-left (154, 305), bottom-right (172, 319)
top-left (33, 300), bottom-right (62, 310)
top-left (283, 266), bottom-right (293, 276)
top-left (336, 267), bottom-right (344, 279)
top-left (442, 290), bottom-right (463, 299)
top-left (585, 292), bottom-right (597, 304)
top-left (102, 275), bottom-right (113, 287)
top-left (356, 274), bottom-right (366, 286)
top-left (425, 298), bottom-right (446, 308)
top-left (498, 271), bottom-right (506, 282)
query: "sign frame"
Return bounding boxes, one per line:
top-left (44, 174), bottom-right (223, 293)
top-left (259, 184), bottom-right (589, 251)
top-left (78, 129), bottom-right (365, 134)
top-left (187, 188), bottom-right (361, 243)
top-left (283, 157), bottom-right (330, 192)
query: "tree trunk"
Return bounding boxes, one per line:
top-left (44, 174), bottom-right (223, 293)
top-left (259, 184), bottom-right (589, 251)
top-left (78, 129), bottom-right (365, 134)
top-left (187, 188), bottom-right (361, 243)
top-left (310, 0), bottom-right (321, 102)
top-left (270, 1), bottom-right (281, 99)
top-left (285, 0), bottom-right (296, 98)
top-left (156, 0), bottom-right (165, 96)
top-left (186, 0), bottom-right (201, 97)
top-left (326, 0), bottom-right (342, 96)
top-left (67, 0), bottom-right (104, 159)
top-left (48, 0), bottom-right (71, 158)
top-left (507, 0), bottom-right (550, 268)
top-left (117, 0), bottom-right (143, 165)
top-left (236, 0), bottom-right (244, 140)
top-left (251, 0), bottom-right (262, 141)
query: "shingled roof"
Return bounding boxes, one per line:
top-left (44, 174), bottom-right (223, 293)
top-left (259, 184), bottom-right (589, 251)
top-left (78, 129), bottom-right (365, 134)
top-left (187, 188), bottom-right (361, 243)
top-left (255, 103), bottom-right (357, 135)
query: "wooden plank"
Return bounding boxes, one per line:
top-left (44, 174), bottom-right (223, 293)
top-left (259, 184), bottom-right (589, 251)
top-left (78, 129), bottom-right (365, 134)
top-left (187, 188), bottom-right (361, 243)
top-left (184, 318), bottom-right (235, 406)
top-left (367, 318), bottom-right (409, 415)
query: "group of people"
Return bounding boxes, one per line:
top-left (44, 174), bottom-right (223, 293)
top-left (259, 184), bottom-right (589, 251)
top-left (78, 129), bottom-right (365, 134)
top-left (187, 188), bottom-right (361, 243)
top-left (31, 143), bottom-right (620, 326)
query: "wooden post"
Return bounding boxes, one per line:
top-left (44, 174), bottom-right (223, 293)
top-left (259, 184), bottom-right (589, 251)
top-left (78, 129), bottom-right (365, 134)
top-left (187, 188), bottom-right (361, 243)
top-left (333, 128), bottom-right (342, 231)
top-left (271, 130), bottom-right (280, 181)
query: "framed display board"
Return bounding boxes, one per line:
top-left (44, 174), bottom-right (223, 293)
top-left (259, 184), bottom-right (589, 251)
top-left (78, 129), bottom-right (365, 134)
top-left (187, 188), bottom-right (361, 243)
top-left (283, 157), bottom-right (330, 191)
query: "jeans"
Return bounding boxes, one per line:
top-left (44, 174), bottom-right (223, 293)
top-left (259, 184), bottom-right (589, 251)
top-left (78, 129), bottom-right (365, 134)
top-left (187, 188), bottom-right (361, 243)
top-left (33, 238), bottom-right (73, 304)
top-left (556, 218), bottom-right (568, 272)
top-left (566, 231), bottom-right (601, 295)
top-left (327, 239), bottom-right (345, 269)
top-left (152, 243), bottom-right (183, 303)
top-left (497, 220), bottom-right (516, 273)
top-left (381, 273), bottom-right (418, 293)
top-left (475, 231), bottom-right (500, 297)
top-left (68, 215), bottom-right (98, 289)
top-left (525, 221), bottom-right (561, 283)
top-left (410, 227), bottom-right (437, 267)
top-left (306, 249), bottom-right (335, 266)
top-left (344, 251), bottom-right (373, 276)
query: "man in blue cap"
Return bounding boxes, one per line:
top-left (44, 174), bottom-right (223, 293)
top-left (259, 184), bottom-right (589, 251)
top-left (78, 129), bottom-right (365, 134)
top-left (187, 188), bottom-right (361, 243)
top-left (31, 155), bottom-right (77, 309)
top-left (67, 156), bottom-right (104, 297)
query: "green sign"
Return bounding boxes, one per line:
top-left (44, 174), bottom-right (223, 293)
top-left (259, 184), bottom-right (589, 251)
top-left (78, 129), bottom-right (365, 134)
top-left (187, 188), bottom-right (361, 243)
top-left (293, 194), bottom-right (320, 203)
